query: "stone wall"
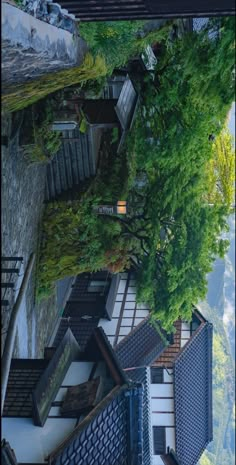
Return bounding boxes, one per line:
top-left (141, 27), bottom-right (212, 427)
top-left (2, 2), bottom-right (87, 86)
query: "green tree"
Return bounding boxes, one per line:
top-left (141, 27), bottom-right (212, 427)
top-left (205, 127), bottom-right (235, 209)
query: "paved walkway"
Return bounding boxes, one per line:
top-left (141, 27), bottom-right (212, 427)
top-left (1, 111), bottom-right (57, 358)
top-left (2, 2), bottom-right (87, 85)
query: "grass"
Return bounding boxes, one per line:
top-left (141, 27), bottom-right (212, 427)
top-left (2, 54), bottom-right (107, 113)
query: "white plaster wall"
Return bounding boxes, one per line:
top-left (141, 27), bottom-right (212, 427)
top-left (166, 428), bottom-right (175, 449)
top-left (97, 318), bottom-right (118, 334)
top-left (151, 398), bottom-right (174, 411)
top-left (150, 384), bottom-right (173, 398)
top-left (181, 321), bottom-right (191, 347)
top-left (163, 368), bottom-right (173, 383)
top-left (2, 417), bottom-right (76, 463)
top-left (151, 413), bottom-right (174, 426)
top-left (150, 380), bottom-right (175, 463)
top-left (99, 273), bottom-right (149, 346)
top-left (62, 361), bottom-right (93, 385)
top-left (153, 456), bottom-right (165, 465)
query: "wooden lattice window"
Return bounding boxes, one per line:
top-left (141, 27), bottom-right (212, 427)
top-left (153, 426), bottom-right (166, 455)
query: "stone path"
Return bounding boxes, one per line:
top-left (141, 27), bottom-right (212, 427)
top-left (1, 112), bottom-right (57, 357)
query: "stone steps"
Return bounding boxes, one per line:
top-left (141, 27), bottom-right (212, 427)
top-left (45, 131), bottom-right (95, 201)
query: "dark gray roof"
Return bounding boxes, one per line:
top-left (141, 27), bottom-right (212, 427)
top-left (174, 322), bottom-right (213, 465)
top-left (3, 359), bottom-right (48, 418)
top-left (53, 317), bottom-right (99, 351)
top-left (115, 316), bottom-right (168, 369)
top-left (33, 328), bottom-right (80, 426)
top-left (45, 127), bottom-right (101, 201)
top-left (114, 76), bottom-right (138, 130)
top-left (127, 368), bottom-right (151, 465)
top-left (49, 384), bottom-right (144, 465)
top-left (48, 327), bottom-right (144, 465)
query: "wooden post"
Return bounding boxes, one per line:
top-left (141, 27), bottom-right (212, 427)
top-left (1, 253), bottom-right (36, 414)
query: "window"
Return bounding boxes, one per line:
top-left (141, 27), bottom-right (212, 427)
top-left (153, 426), bottom-right (166, 455)
top-left (151, 368), bottom-right (163, 384)
top-left (87, 280), bottom-right (109, 294)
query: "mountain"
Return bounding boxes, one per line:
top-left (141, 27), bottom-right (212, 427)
top-left (199, 213), bottom-right (235, 465)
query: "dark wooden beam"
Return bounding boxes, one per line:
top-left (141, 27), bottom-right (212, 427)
top-left (60, 0), bottom-right (235, 20)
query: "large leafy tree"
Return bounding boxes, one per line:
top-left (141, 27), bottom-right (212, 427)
top-left (205, 127), bottom-right (235, 208)
top-left (38, 17), bottom-right (235, 330)
top-left (124, 16), bottom-right (235, 329)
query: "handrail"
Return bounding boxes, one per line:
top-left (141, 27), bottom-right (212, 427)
top-left (1, 254), bottom-right (35, 414)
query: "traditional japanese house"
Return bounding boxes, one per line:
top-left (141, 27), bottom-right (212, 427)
top-left (2, 327), bottom-right (144, 465)
top-left (2, 267), bottom-right (213, 465)
top-left (45, 75), bottom-right (138, 201)
top-left (48, 271), bottom-right (213, 465)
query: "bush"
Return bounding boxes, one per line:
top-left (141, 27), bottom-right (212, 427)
top-left (79, 21), bottom-right (171, 73)
top-left (2, 54), bottom-right (107, 112)
top-left (36, 133), bottom-right (133, 300)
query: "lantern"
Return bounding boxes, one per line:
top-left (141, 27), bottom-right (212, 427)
top-left (116, 201), bottom-right (127, 215)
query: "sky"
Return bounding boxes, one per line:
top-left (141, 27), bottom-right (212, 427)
top-left (228, 101), bottom-right (235, 142)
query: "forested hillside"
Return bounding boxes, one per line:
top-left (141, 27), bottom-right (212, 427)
top-left (199, 214), bottom-right (235, 465)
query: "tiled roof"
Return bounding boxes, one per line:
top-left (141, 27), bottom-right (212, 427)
top-left (174, 322), bottom-right (213, 465)
top-left (3, 359), bottom-right (48, 418)
top-left (48, 384), bottom-right (144, 465)
top-left (52, 317), bottom-right (99, 351)
top-left (127, 368), bottom-right (151, 465)
top-left (115, 316), bottom-right (168, 369)
top-left (85, 327), bottom-right (129, 386)
top-left (152, 320), bottom-right (181, 367)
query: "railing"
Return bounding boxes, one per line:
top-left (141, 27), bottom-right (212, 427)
top-left (1, 257), bottom-right (24, 309)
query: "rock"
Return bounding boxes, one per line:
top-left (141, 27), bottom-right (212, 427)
top-left (19, 0), bottom-right (78, 34)
top-left (48, 2), bottom-right (61, 15)
top-left (59, 17), bottom-right (76, 34)
top-left (49, 15), bottom-right (60, 26)
top-left (39, 2), bottom-right (48, 16)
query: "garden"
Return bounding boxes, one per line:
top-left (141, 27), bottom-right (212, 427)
top-left (32, 17), bottom-right (235, 332)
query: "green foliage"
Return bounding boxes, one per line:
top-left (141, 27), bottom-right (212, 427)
top-left (2, 54), bottom-right (107, 112)
top-left (124, 17), bottom-right (235, 330)
top-left (200, 454), bottom-right (214, 465)
top-left (22, 105), bottom-right (62, 164)
top-left (79, 20), bottom-right (171, 72)
top-left (111, 127), bottom-right (119, 144)
top-left (37, 140), bottom-right (133, 299)
top-left (205, 126), bottom-right (235, 209)
top-left (37, 18), bottom-right (235, 327)
top-left (198, 302), bottom-right (235, 465)
top-left (79, 117), bottom-right (88, 134)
